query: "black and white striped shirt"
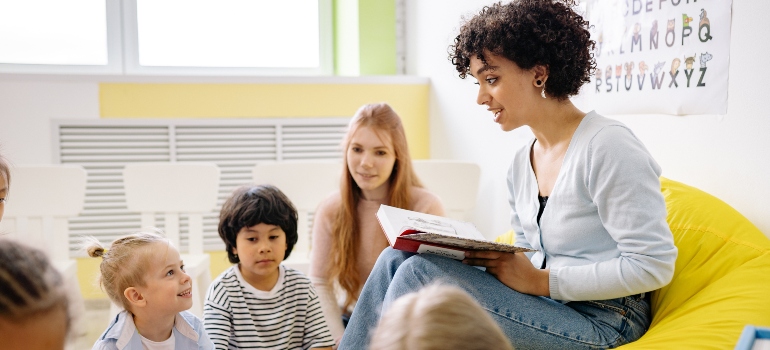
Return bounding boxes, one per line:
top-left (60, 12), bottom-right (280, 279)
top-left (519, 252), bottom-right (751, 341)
top-left (204, 265), bottom-right (335, 349)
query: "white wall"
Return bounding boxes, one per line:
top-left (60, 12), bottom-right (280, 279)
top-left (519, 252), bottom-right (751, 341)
top-left (2, 0), bottom-right (768, 238)
top-left (407, 0), bottom-right (770, 238)
top-left (0, 79), bottom-right (100, 164)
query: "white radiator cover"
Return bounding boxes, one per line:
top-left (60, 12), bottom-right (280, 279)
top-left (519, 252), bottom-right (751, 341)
top-left (53, 118), bottom-right (349, 255)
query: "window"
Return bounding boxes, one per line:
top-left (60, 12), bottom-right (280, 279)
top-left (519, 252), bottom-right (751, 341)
top-left (0, 0), bottom-right (122, 74)
top-left (124, 0), bottom-right (332, 75)
top-left (0, 0), bottom-right (332, 75)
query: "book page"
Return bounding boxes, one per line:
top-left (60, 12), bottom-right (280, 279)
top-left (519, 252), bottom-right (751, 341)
top-left (406, 216), bottom-right (461, 236)
top-left (378, 204), bottom-right (485, 240)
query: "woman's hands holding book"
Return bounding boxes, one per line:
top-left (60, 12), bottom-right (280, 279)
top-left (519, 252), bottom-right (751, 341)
top-left (463, 251), bottom-right (550, 297)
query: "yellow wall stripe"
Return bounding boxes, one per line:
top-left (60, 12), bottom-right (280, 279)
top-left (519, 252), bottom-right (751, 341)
top-left (99, 83), bottom-right (430, 159)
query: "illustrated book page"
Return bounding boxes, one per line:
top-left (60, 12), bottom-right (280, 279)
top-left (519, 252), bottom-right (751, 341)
top-left (376, 204), bottom-right (535, 259)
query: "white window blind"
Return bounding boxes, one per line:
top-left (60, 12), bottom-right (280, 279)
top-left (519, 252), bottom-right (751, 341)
top-left (53, 118), bottom-right (348, 255)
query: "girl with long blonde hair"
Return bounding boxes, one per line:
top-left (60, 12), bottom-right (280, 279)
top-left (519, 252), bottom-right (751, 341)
top-left (309, 103), bottom-right (444, 342)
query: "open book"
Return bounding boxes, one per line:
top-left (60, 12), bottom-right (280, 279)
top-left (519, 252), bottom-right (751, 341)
top-left (376, 204), bottom-right (535, 260)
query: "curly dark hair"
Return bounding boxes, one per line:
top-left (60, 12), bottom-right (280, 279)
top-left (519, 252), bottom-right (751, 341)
top-left (218, 184), bottom-right (299, 263)
top-left (449, 0), bottom-right (595, 100)
top-left (0, 238), bottom-right (68, 324)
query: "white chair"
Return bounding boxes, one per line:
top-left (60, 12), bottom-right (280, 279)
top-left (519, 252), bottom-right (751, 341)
top-left (117, 162), bottom-right (220, 318)
top-left (413, 160), bottom-right (481, 221)
top-left (252, 161), bottom-right (343, 275)
top-left (0, 165), bottom-right (87, 338)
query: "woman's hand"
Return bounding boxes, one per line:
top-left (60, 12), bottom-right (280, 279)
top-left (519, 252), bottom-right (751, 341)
top-left (463, 251), bottom-right (550, 297)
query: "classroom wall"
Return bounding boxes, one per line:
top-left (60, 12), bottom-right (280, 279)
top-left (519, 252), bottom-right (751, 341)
top-left (0, 79), bottom-right (100, 164)
top-left (0, 76), bottom-right (429, 299)
top-left (406, 0), bottom-right (770, 239)
top-left (0, 77), bottom-right (430, 162)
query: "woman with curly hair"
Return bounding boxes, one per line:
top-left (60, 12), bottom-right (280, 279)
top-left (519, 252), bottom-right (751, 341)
top-left (338, 1), bottom-right (677, 349)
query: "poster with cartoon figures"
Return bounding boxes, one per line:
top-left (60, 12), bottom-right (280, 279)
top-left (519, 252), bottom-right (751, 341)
top-left (584, 0), bottom-right (731, 115)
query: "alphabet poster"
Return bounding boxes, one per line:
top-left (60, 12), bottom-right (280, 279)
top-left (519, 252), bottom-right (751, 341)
top-left (584, 0), bottom-right (732, 115)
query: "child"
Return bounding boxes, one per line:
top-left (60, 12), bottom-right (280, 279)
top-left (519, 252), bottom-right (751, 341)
top-left (0, 238), bottom-right (70, 350)
top-left (87, 231), bottom-right (213, 350)
top-left (204, 184), bottom-right (334, 349)
top-left (369, 284), bottom-right (514, 350)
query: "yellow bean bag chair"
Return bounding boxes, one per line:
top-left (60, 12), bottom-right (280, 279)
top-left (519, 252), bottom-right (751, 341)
top-left (496, 177), bottom-right (770, 349)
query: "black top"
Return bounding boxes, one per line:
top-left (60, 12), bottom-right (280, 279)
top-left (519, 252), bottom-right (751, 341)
top-left (537, 195), bottom-right (548, 269)
top-left (537, 195), bottom-right (549, 225)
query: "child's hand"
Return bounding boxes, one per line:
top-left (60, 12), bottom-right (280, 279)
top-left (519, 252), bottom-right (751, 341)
top-left (463, 251), bottom-right (550, 297)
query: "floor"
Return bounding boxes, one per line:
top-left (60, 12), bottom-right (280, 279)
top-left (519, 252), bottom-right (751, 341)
top-left (68, 299), bottom-right (111, 350)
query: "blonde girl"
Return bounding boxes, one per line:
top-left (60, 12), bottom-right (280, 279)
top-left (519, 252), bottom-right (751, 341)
top-left (309, 103), bottom-right (445, 340)
top-left (87, 231), bottom-right (213, 350)
top-left (370, 284), bottom-right (514, 350)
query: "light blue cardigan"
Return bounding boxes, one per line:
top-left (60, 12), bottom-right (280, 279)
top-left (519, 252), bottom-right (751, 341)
top-left (508, 111), bottom-right (678, 301)
top-left (92, 310), bottom-right (213, 350)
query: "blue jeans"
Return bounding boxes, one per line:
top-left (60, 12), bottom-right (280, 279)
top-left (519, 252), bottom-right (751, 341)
top-left (338, 248), bottom-right (651, 350)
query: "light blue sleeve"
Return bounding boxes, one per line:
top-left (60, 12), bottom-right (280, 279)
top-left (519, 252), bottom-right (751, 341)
top-left (192, 314), bottom-right (215, 350)
top-left (549, 125), bottom-right (677, 300)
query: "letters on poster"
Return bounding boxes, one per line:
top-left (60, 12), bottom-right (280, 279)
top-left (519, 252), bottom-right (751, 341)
top-left (585, 0), bottom-right (731, 115)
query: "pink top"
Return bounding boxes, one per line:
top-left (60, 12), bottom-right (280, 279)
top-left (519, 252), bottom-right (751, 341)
top-left (309, 186), bottom-right (444, 340)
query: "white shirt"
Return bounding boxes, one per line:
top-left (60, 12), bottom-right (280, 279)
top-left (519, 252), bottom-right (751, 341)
top-left (140, 332), bottom-right (175, 350)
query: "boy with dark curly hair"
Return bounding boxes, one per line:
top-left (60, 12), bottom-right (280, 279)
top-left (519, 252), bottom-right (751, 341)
top-left (339, 1), bottom-right (676, 349)
top-left (203, 184), bottom-right (334, 349)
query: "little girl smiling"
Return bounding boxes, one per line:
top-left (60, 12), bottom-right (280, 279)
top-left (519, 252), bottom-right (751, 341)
top-left (88, 231), bottom-right (213, 350)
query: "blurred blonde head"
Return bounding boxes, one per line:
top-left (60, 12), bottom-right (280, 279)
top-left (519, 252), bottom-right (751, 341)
top-left (370, 284), bottom-right (514, 350)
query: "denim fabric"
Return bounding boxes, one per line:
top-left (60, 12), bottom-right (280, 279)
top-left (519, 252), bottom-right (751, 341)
top-left (338, 248), bottom-right (650, 350)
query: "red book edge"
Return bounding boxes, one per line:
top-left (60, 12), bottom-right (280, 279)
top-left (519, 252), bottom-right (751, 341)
top-left (378, 213), bottom-right (469, 257)
top-left (393, 232), bottom-right (469, 256)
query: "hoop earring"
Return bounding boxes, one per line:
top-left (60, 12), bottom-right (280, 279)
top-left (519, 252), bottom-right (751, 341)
top-left (541, 86), bottom-right (547, 99)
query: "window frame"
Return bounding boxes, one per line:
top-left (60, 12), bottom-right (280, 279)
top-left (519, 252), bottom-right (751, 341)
top-left (0, 0), bottom-right (333, 76)
top-left (122, 0), bottom-right (333, 76)
top-left (0, 0), bottom-right (124, 75)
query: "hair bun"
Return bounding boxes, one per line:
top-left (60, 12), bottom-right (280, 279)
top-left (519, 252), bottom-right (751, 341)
top-left (87, 245), bottom-right (105, 258)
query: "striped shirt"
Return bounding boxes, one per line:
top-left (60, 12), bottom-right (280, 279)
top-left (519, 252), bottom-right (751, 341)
top-left (204, 265), bottom-right (335, 349)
